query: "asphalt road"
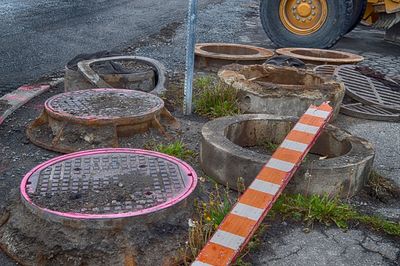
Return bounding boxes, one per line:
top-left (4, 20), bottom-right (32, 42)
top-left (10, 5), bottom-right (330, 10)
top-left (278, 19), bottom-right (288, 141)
top-left (0, 0), bottom-right (220, 96)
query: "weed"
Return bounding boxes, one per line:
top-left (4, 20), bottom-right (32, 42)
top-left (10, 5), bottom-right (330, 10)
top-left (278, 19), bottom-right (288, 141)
top-left (272, 194), bottom-right (400, 236)
top-left (366, 170), bottom-right (400, 202)
top-left (194, 75), bottom-right (215, 90)
top-left (194, 77), bottom-right (240, 118)
top-left (357, 215), bottom-right (400, 236)
top-left (177, 183), bottom-right (236, 265)
top-left (144, 140), bottom-right (195, 160)
top-left (272, 194), bottom-right (357, 229)
top-left (263, 141), bottom-right (279, 153)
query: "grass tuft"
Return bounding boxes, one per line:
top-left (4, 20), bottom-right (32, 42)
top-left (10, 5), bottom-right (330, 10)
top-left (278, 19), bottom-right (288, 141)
top-left (194, 76), bottom-right (240, 118)
top-left (272, 194), bottom-right (400, 236)
top-left (366, 170), bottom-right (400, 202)
top-left (144, 140), bottom-right (195, 160)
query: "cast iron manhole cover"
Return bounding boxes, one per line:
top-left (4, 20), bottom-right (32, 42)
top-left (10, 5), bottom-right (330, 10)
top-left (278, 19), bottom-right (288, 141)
top-left (46, 88), bottom-right (163, 122)
top-left (334, 65), bottom-right (400, 112)
top-left (276, 48), bottom-right (364, 65)
top-left (341, 103), bottom-right (400, 122)
top-left (21, 149), bottom-right (197, 221)
top-left (27, 89), bottom-right (177, 153)
top-left (313, 65), bottom-right (336, 78)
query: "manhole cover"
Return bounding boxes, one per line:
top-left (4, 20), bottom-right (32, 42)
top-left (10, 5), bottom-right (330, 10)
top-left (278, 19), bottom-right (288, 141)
top-left (276, 48), bottom-right (364, 65)
top-left (341, 103), bottom-right (400, 122)
top-left (27, 89), bottom-right (176, 153)
top-left (195, 43), bottom-right (274, 70)
top-left (46, 88), bottom-right (163, 122)
top-left (313, 65), bottom-right (337, 78)
top-left (334, 65), bottom-right (400, 112)
top-left (21, 149), bottom-right (197, 222)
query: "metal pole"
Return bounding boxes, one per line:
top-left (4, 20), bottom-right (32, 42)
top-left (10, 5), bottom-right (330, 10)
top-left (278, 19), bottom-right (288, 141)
top-left (183, 0), bottom-right (198, 115)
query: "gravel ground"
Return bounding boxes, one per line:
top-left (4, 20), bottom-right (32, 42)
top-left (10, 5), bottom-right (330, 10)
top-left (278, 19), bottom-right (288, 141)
top-left (0, 0), bottom-right (399, 265)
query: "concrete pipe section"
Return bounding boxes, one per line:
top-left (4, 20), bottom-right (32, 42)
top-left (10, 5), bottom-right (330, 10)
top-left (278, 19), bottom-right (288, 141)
top-left (276, 48), bottom-right (364, 65)
top-left (27, 88), bottom-right (177, 153)
top-left (219, 64), bottom-right (345, 119)
top-left (65, 56), bottom-right (167, 96)
top-left (195, 43), bottom-right (274, 71)
top-left (0, 149), bottom-right (197, 265)
top-left (200, 114), bottom-right (375, 198)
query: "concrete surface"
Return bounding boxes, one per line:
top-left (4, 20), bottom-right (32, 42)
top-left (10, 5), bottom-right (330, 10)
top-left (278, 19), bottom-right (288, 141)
top-left (253, 223), bottom-right (400, 265)
top-left (0, 0), bottom-right (223, 96)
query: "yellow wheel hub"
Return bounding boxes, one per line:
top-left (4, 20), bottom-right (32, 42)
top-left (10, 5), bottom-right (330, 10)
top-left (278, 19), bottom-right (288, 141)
top-left (279, 0), bottom-right (328, 35)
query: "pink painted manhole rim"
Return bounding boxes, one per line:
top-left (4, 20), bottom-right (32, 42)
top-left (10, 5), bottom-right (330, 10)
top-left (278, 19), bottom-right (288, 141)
top-left (20, 148), bottom-right (198, 220)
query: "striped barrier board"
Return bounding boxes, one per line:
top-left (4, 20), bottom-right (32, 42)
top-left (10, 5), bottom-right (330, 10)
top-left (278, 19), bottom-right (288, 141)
top-left (192, 102), bottom-right (333, 266)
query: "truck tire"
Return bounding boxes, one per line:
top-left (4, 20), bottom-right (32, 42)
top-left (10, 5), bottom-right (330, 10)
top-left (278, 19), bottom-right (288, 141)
top-left (260, 0), bottom-right (353, 48)
top-left (346, 0), bottom-right (367, 33)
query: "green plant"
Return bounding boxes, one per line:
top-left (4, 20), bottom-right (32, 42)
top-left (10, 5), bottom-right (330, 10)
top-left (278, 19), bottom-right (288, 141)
top-left (272, 194), bottom-right (400, 236)
top-left (272, 194), bottom-right (357, 229)
top-left (194, 80), bottom-right (240, 118)
top-left (194, 75), bottom-right (215, 90)
top-left (367, 170), bottom-right (400, 201)
top-left (263, 141), bottom-right (279, 153)
top-left (144, 140), bottom-right (195, 160)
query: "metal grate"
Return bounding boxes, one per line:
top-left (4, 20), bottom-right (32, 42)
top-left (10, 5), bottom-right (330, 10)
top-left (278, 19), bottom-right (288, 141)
top-left (23, 150), bottom-right (195, 216)
top-left (46, 89), bottom-right (163, 119)
top-left (341, 103), bottom-right (400, 122)
top-left (313, 65), bottom-right (336, 78)
top-left (334, 65), bottom-right (400, 112)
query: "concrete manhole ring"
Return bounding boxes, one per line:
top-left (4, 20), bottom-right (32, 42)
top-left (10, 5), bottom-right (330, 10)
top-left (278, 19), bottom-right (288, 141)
top-left (65, 55), bottom-right (167, 96)
top-left (195, 43), bottom-right (274, 70)
top-left (27, 89), bottom-right (177, 153)
top-left (21, 148), bottom-right (198, 227)
top-left (276, 48), bottom-right (364, 65)
top-left (218, 64), bottom-right (345, 119)
top-left (200, 114), bottom-right (375, 198)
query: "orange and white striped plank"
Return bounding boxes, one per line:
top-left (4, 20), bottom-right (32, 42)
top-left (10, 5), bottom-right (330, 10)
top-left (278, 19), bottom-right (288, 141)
top-left (192, 102), bottom-right (333, 266)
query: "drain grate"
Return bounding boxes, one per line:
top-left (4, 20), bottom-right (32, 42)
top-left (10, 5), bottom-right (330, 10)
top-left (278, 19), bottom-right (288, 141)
top-left (341, 103), bottom-right (400, 122)
top-left (334, 65), bottom-right (400, 112)
top-left (21, 149), bottom-right (197, 220)
top-left (313, 65), bottom-right (337, 79)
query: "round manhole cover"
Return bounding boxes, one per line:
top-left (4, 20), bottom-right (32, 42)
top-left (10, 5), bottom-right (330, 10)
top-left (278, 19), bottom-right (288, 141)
top-left (20, 149), bottom-right (197, 221)
top-left (45, 88), bottom-right (164, 124)
top-left (334, 65), bottom-right (400, 112)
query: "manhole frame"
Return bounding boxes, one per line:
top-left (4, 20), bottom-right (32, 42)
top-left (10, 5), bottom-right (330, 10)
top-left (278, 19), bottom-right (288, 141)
top-left (276, 48), bottom-right (364, 65)
top-left (76, 56), bottom-right (167, 96)
top-left (20, 148), bottom-right (198, 221)
top-left (195, 43), bottom-right (274, 70)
